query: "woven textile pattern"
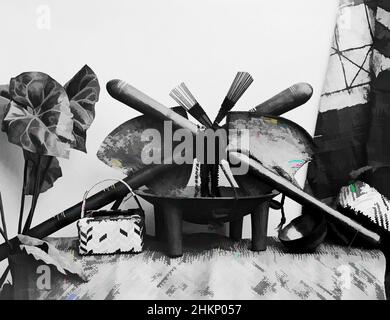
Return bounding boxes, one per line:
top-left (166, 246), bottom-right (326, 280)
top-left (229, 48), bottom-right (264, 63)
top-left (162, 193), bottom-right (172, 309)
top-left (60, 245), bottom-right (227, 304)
top-left (31, 235), bottom-right (386, 300)
top-left (306, 0), bottom-right (390, 202)
top-left (77, 215), bottom-right (144, 255)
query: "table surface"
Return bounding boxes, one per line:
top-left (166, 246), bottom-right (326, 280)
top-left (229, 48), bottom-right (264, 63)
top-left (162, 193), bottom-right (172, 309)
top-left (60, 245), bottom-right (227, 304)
top-left (29, 234), bottom-right (387, 300)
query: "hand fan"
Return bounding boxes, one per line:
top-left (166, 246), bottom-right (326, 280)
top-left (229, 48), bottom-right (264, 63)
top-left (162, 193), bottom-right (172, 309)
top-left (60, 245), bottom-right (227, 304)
top-left (97, 107), bottom-right (193, 196)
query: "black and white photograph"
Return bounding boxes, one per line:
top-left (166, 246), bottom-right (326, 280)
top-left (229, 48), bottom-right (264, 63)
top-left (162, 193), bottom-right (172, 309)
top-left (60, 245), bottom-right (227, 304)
top-left (0, 0), bottom-right (389, 308)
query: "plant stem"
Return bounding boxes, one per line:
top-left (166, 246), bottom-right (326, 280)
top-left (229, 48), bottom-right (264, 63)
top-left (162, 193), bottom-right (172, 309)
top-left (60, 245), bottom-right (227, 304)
top-left (22, 156), bottom-right (54, 233)
top-left (0, 193), bottom-right (11, 250)
top-left (0, 228), bottom-right (7, 243)
top-left (17, 161), bottom-right (28, 234)
top-left (0, 192), bottom-right (7, 239)
top-left (0, 265), bottom-right (10, 290)
top-left (0, 229), bottom-right (12, 251)
top-left (0, 230), bottom-right (12, 251)
top-left (111, 196), bottom-right (124, 210)
top-left (22, 156), bottom-right (43, 234)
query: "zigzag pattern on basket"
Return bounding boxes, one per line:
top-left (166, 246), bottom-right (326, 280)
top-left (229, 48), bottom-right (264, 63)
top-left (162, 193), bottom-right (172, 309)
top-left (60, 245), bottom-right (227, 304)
top-left (77, 214), bottom-right (144, 255)
top-left (134, 218), bottom-right (145, 248)
top-left (78, 225), bottom-right (93, 254)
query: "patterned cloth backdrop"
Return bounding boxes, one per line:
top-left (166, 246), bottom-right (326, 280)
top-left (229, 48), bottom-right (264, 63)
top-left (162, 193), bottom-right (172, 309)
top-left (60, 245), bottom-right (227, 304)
top-left (306, 0), bottom-right (390, 206)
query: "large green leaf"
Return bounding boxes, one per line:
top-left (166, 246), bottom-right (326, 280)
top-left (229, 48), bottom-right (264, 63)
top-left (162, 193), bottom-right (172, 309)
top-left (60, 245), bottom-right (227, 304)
top-left (23, 151), bottom-right (62, 195)
top-left (97, 107), bottom-right (193, 195)
top-left (0, 84), bottom-right (10, 99)
top-left (64, 65), bottom-right (100, 152)
top-left (2, 72), bottom-right (74, 158)
top-left (18, 235), bottom-right (87, 281)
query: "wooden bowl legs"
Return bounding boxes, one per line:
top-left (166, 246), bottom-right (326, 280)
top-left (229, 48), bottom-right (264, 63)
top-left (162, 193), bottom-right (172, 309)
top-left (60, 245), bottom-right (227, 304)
top-left (162, 203), bottom-right (183, 258)
top-left (251, 201), bottom-right (269, 251)
top-left (153, 201), bottom-right (270, 257)
top-left (229, 218), bottom-right (243, 241)
top-left (229, 201), bottom-right (270, 251)
top-left (154, 205), bottom-right (165, 241)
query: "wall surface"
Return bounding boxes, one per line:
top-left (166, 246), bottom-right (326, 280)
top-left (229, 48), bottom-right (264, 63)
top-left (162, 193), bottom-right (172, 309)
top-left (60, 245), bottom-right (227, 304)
top-left (0, 0), bottom-right (338, 239)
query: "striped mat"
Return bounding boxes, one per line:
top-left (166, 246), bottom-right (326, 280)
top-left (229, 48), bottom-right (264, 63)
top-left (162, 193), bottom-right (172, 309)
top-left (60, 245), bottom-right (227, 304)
top-left (27, 234), bottom-right (386, 300)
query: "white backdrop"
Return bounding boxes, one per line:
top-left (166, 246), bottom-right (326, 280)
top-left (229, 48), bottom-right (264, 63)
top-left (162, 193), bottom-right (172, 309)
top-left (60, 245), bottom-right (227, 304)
top-left (0, 0), bottom-right (338, 239)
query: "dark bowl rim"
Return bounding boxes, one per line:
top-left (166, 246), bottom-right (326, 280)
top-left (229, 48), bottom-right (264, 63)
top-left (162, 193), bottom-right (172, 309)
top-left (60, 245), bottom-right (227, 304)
top-left (135, 188), bottom-right (279, 201)
top-left (278, 213), bottom-right (327, 244)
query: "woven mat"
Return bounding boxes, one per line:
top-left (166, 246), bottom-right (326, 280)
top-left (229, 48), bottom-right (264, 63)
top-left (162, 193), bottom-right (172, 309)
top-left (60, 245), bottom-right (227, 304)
top-left (33, 234), bottom-right (386, 300)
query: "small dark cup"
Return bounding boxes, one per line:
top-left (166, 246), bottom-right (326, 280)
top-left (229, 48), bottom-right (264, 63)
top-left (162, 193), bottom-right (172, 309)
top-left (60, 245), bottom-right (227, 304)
top-left (278, 213), bottom-right (327, 252)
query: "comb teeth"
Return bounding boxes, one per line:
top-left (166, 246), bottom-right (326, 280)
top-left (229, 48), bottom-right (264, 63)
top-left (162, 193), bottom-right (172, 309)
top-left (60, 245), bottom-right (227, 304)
top-left (337, 204), bottom-right (389, 238)
top-left (226, 71), bottom-right (254, 103)
top-left (169, 82), bottom-right (198, 110)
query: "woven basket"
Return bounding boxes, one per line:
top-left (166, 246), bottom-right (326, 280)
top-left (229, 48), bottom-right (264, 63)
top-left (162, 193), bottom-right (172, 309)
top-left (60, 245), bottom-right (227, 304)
top-left (77, 179), bottom-right (145, 255)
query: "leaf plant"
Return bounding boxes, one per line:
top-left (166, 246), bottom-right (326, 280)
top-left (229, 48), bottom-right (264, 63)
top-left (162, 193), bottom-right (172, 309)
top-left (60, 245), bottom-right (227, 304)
top-left (0, 192), bottom-right (87, 298)
top-left (0, 66), bottom-right (99, 294)
top-left (0, 65), bottom-right (100, 234)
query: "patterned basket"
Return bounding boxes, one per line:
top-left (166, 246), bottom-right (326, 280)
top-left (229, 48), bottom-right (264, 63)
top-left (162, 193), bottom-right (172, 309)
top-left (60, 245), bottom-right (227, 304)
top-left (77, 179), bottom-right (145, 255)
